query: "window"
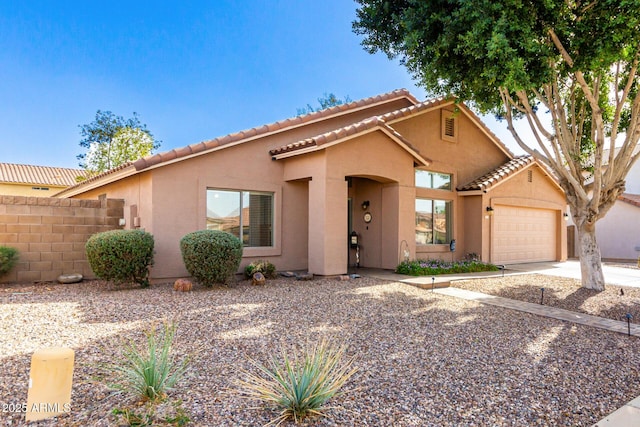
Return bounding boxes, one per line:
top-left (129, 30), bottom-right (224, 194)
top-left (415, 199), bottom-right (452, 245)
top-left (415, 170), bottom-right (452, 190)
top-left (206, 189), bottom-right (273, 247)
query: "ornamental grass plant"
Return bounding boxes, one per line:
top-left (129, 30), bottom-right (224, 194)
top-left (236, 338), bottom-right (358, 426)
top-left (109, 321), bottom-right (189, 402)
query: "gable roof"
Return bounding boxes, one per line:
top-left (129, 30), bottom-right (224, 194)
top-left (618, 193), bottom-right (640, 208)
top-left (56, 89), bottom-right (418, 196)
top-left (457, 156), bottom-right (554, 192)
top-left (133, 89), bottom-right (419, 171)
top-left (268, 116), bottom-right (431, 166)
top-left (55, 89), bottom-right (517, 197)
top-left (0, 163), bottom-right (84, 187)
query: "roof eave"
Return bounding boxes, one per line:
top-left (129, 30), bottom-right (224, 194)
top-left (271, 126), bottom-right (431, 167)
top-left (54, 165), bottom-right (138, 197)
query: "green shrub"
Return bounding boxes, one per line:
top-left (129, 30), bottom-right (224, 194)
top-left (180, 230), bottom-right (242, 286)
top-left (0, 246), bottom-right (19, 276)
top-left (396, 258), bottom-right (499, 276)
top-left (85, 229), bottom-right (154, 287)
top-left (236, 338), bottom-right (358, 425)
top-left (109, 322), bottom-right (189, 402)
top-left (244, 259), bottom-right (277, 279)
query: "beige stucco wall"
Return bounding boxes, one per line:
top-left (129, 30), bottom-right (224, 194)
top-left (61, 98), bottom-right (568, 279)
top-left (393, 107), bottom-right (512, 261)
top-left (0, 183), bottom-right (69, 197)
top-left (391, 108), bottom-right (510, 186)
top-left (462, 195), bottom-right (483, 259)
top-left (596, 201), bottom-right (640, 261)
top-left (325, 131), bottom-right (417, 273)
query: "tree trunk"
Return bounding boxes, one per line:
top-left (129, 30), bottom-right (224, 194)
top-left (577, 223), bottom-right (605, 291)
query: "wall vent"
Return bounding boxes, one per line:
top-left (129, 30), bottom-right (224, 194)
top-left (441, 110), bottom-right (458, 142)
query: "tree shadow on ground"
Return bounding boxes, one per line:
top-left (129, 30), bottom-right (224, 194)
top-left (453, 274), bottom-right (640, 323)
top-left (2, 276), bottom-right (640, 426)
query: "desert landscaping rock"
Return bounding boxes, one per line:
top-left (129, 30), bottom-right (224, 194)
top-left (251, 272), bottom-right (266, 286)
top-left (56, 273), bottom-right (83, 284)
top-left (1, 274), bottom-right (639, 426)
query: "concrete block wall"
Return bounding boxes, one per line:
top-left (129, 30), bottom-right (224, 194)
top-left (0, 195), bottom-right (124, 283)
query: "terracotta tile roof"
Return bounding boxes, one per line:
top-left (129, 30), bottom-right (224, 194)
top-left (269, 116), bottom-right (384, 155)
top-left (0, 163), bottom-right (85, 187)
top-left (53, 162), bottom-right (136, 196)
top-left (55, 89), bottom-right (418, 197)
top-left (619, 193), bottom-right (640, 208)
top-left (133, 89), bottom-right (418, 171)
top-left (268, 116), bottom-right (430, 166)
top-left (457, 156), bottom-right (534, 191)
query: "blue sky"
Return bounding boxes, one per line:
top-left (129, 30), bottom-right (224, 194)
top-left (1, 0), bottom-right (523, 169)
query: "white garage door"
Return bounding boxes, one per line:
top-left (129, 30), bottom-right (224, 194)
top-left (492, 206), bottom-right (557, 264)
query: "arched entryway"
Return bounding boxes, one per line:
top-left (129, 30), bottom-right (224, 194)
top-left (347, 175), bottom-right (406, 270)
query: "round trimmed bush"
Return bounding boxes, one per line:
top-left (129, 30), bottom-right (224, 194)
top-left (0, 246), bottom-right (19, 277)
top-left (85, 230), bottom-right (154, 287)
top-left (180, 230), bottom-right (242, 286)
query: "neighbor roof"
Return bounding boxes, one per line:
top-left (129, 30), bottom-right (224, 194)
top-left (618, 193), bottom-right (640, 208)
top-left (0, 163), bottom-right (84, 187)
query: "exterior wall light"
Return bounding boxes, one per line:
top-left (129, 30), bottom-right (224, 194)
top-left (486, 206), bottom-right (494, 216)
top-left (361, 200), bottom-right (370, 210)
top-left (563, 212), bottom-right (569, 220)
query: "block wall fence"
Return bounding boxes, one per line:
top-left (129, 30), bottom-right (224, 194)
top-left (0, 195), bottom-right (124, 283)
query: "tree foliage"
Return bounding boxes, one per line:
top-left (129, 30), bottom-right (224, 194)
top-left (297, 93), bottom-right (352, 116)
top-left (77, 111), bottom-right (160, 174)
top-left (354, 0), bottom-right (640, 290)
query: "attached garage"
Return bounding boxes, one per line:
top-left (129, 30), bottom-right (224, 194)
top-left (492, 205), bottom-right (557, 264)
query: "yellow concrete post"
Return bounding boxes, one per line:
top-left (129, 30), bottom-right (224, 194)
top-left (25, 347), bottom-right (74, 422)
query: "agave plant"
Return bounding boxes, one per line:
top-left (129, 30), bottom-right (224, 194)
top-left (236, 338), bottom-right (358, 425)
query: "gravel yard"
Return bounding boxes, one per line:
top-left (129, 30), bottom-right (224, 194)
top-left (1, 274), bottom-right (639, 426)
top-left (453, 274), bottom-right (640, 323)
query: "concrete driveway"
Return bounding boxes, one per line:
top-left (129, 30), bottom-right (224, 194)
top-left (506, 260), bottom-right (640, 287)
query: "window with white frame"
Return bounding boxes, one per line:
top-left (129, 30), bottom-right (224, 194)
top-left (206, 189), bottom-right (273, 247)
top-left (415, 198), bottom-right (452, 245)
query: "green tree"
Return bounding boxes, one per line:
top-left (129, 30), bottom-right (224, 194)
top-left (354, 0), bottom-right (640, 290)
top-left (297, 93), bottom-right (352, 116)
top-left (77, 111), bottom-right (160, 175)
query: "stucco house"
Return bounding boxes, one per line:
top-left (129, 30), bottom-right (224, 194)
top-left (592, 146), bottom-right (640, 261)
top-left (0, 163), bottom-right (84, 196)
top-left (55, 89), bottom-right (567, 279)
